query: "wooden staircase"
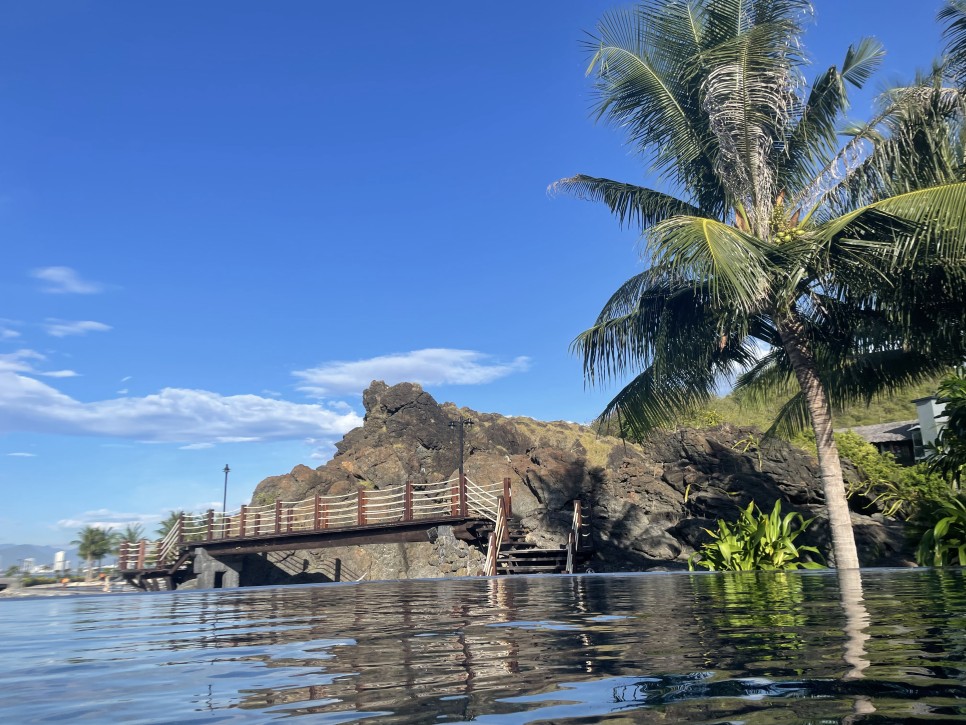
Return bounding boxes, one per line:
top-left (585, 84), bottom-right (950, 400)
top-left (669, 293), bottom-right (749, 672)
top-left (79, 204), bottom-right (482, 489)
top-left (495, 520), bottom-right (570, 574)
top-left (482, 500), bottom-right (593, 576)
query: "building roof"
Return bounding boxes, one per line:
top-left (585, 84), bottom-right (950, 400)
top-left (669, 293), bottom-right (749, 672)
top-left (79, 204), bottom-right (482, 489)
top-left (843, 420), bottom-right (918, 444)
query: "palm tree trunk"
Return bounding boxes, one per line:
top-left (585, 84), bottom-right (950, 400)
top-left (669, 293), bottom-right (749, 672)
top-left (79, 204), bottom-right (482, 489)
top-left (777, 315), bottom-right (861, 569)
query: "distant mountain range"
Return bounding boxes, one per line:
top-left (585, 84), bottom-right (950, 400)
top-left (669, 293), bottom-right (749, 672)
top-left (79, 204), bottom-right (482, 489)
top-left (0, 544), bottom-right (81, 571)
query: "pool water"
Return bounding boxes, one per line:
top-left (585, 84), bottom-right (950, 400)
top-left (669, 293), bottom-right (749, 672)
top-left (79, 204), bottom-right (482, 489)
top-left (1, 568), bottom-right (964, 723)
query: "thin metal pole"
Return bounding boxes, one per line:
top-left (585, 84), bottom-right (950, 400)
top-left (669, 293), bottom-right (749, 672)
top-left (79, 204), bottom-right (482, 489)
top-left (222, 464), bottom-right (230, 538)
top-left (222, 464), bottom-right (230, 514)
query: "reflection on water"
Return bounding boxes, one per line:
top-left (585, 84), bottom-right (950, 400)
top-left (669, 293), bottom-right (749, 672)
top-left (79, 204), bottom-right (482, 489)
top-left (1, 569), bottom-right (965, 723)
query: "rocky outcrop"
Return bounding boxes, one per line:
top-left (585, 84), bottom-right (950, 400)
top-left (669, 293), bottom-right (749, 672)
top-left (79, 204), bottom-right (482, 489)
top-left (251, 381), bottom-right (912, 570)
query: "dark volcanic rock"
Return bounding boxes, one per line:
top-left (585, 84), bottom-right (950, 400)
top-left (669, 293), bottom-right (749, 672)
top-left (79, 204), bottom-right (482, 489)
top-left (251, 381), bottom-right (914, 569)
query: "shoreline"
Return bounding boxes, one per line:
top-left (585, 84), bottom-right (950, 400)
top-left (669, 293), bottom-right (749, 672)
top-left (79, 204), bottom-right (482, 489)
top-left (0, 581), bottom-right (141, 598)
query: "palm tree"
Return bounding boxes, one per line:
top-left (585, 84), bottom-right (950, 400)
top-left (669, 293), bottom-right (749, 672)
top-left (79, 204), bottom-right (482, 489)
top-left (157, 511), bottom-right (184, 538)
top-left (557, 0), bottom-right (966, 568)
top-left (71, 526), bottom-right (117, 580)
top-left (119, 523), bottom-right (145, 543)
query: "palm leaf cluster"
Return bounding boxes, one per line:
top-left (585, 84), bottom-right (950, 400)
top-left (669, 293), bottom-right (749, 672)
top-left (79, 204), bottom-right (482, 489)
top-left (558, 0), bottom-right (966, 568)
top-left (566, 1), bottom-right (966, 437)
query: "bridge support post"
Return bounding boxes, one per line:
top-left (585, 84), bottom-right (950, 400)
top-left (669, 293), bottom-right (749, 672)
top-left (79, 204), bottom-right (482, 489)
top-left (178, 513), bottom-right (185, 545)
top-left (314, 495), bottom-right (322, 530)
top-left (459, 473), bottom-right (467, 517)
top-left (404, 481), bottom-right (413, 522)
top-left (357, 487), bottom-right (366, 525)
top-left (193, 548), bottom-right (242, 589)
top-left (239, 505), bottom-right (247, 537)
top-left (274, 500), bottom-right (282, 534)
top-left (137, 540), bottom-right (146, 569)
top-left (503, 477), bottom-right (512, 516)
top-left (206, 509), bottom-right (214, 541)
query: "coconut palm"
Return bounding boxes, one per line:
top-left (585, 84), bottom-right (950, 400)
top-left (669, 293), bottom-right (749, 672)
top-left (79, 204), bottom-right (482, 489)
top-left (157, 511), bottom-right (184, 538)
top-left (71, 526), bottom-right (117, 580)
top-left (118, 523), bottom-right (145, 545)
top-left (557, 0), bottom-right (966, 568)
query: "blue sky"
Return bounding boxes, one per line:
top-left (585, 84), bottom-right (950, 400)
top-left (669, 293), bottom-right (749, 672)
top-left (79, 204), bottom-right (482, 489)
top-left (0, 1), bottom-right (948, 545)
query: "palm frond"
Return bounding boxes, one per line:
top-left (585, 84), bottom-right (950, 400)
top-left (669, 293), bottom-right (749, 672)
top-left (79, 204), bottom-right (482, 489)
top-left (779, 38), bottom-right (885, 192)
top-left (587, 3), bottom-right (725, 216)
top-left (940, 0), bottom-right (966, 84)
top-left (646, 215), bottom-right (777, 310)
top-left (698, 17), bottom-right (805, 231)
top-left (814, 182), bottom-right (966, 276)
top-left (549, 175), bottom-right (702, 229)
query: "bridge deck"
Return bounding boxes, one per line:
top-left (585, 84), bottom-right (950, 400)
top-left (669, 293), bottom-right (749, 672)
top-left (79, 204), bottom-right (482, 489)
top-left (118, 476), bottom-right (509, 573)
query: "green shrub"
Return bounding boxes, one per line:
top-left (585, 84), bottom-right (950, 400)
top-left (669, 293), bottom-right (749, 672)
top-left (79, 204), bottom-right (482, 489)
top-left (834, 431), bottom-right (949, 519)
top-left (689, 500), bottom-right (823, 571)
top-left (913, 494), bottom-right (966, 566)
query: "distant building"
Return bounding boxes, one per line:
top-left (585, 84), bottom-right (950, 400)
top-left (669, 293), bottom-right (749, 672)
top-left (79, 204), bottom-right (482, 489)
top-left (844, 396), bottom-right (948, 465)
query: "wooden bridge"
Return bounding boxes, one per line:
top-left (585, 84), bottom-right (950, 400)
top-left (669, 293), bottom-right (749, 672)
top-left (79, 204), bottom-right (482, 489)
top-left (118, 476), bottom-right (592, 590)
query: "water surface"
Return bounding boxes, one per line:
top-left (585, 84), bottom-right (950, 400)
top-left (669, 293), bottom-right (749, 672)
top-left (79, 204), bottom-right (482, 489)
top-left (1, 569), bottom-right (965, 723)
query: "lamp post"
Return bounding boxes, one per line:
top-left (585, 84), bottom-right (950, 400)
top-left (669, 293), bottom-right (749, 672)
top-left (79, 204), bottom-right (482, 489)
top-left (449, 416), bottom-right (474, 516)
top-left (448, 416), bottom-right (474, 480)
top-left (222, 464), bottom-right (230, 515)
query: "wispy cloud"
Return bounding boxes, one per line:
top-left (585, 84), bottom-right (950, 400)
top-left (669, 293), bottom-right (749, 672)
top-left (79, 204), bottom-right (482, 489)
top-left (56, 508), bottom-right (161, 532)
top-left (0, 349), bottom-right (77, 378)
top-left (44, 319), bottom-right (112, 338)
top-left (180, 442), bottom-right (215, 450)
top-left (0, 327), bottom-right (20, 340)
top-left (293, 348), bottom-right (531, 396)
top-left (0, 373), bottom-right (363, 444)
top-left (31, 266), bottom-right (104, 294)
top-left (6, 452), bottom-right (36, 457)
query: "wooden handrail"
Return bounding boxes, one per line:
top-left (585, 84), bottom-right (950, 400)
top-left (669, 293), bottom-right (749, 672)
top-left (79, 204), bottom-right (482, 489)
top-left (483, 496), bottom-right (508, 576)
top-left (120, 476), bottom-right (510, 571)
top-left (565, 500), bottom-right (583, 574)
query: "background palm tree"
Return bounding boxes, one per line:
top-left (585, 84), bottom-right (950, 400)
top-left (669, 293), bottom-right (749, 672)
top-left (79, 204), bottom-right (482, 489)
top-left (118, 523), bottom-right (145, 545)
top-left (71, 526), bottom-right (117, 581)
top-left (157, 511), bottom-right (184, 538)
top-left (558, 0), bottom-right (966, 568)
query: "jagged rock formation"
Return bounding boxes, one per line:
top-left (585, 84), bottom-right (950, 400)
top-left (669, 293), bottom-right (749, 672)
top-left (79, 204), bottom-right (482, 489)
top-left (252, 381), bottom-right (911, 570)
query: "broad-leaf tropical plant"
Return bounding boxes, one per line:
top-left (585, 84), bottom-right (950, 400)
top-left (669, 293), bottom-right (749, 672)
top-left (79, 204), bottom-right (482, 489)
top-left (558, 0), bottom-right (966, 569)
top-left (688, 500), bottom-right (822, 571)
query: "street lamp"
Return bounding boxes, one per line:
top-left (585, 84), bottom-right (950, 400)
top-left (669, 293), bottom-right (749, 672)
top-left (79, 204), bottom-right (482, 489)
top-left (448, 416), bottom-right (474, 482)
top-left (222, 464), bottom-right (230, 515)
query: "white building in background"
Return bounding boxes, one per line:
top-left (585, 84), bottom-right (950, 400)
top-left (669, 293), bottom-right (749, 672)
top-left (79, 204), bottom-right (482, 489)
top-left (846, 395), bottom-right (949, 465)
top-left (54, 551), bottom-right (67, 573)
top-left (911, 396), bottom-right (949, 461)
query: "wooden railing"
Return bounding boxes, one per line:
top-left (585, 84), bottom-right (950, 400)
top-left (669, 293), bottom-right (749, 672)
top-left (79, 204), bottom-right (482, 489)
top-left (119, 476), bottom-right (510, 571)
top-left (565, 500), bottom-right (592, 574)
top-left (483, 496), bottom-right (510, 577)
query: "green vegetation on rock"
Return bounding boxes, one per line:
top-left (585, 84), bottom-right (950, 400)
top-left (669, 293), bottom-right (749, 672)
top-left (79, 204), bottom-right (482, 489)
top-left (689, 500), bottom-right (823, 571)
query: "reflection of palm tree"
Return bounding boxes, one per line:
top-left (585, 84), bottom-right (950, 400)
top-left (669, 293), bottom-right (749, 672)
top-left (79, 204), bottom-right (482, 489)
top-left (838, 568), bottom-right (871, 680)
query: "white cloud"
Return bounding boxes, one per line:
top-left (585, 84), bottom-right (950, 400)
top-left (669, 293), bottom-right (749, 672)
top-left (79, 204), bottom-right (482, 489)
top-left (293, 348), bottom-right (531, 396)
top-left (44, 319), bottom-right (112, 338)
top-left (180, 442), bottom-right (215, 450)
top-left (43, 369), bottom-right (80, 378)
top-left (116, 388), bottom-right (128, 394)
top-left (0, 372), bottom-right (363, 444)
top-left (0, 349), bottom-right (76, 378)
top-left (6, 452), bottom-right (36, 457)
top-left (56, 508), bottom-right (161, 532)
top-left (31, 266), bottom-right (103, 294)
top-left (0, 328), bottom-right (20, 340)
top-left (121, 376), bottom-right (132, 382)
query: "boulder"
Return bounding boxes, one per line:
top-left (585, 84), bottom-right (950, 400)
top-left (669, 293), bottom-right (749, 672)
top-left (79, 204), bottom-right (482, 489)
top-left (250, 381), bottom-right (914, 569)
